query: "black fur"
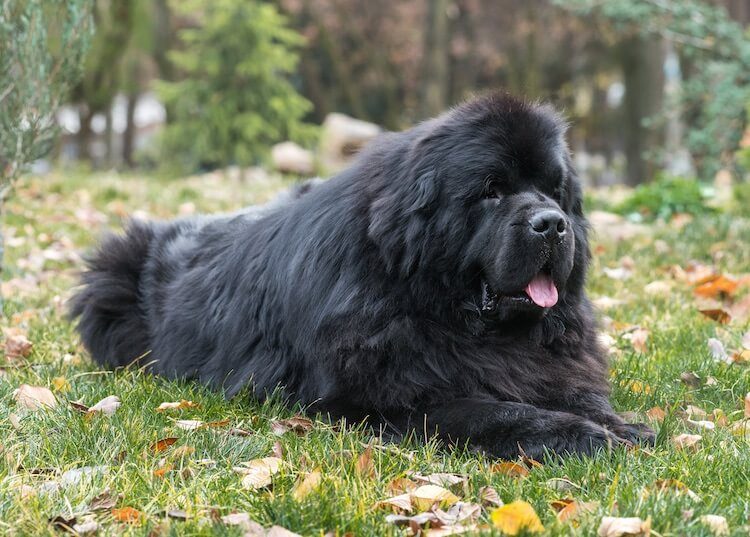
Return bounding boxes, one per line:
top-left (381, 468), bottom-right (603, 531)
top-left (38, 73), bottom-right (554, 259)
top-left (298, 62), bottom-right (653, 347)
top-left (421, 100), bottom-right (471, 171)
top-left (71, 93), bottom-right (654, 459)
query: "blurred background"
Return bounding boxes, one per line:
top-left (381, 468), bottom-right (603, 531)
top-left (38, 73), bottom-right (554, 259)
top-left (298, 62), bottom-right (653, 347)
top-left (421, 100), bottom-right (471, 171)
top-left (3, 0), bottom-right (750, 193)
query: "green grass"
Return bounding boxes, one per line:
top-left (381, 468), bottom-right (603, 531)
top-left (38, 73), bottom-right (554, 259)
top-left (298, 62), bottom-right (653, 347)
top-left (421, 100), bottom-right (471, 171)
top-left (1, 171), bottom-right (750, 535)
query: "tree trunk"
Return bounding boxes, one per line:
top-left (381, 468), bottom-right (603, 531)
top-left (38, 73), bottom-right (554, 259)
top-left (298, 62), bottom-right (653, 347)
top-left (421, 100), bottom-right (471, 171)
top-left (419, 0), bottom-right (450, 118)
top-left (123, 92), bottom-right (138, 168)
top-left (78, 106), bottom-right (94, 162)
top-left (619, 34), bottom-right (665, 186)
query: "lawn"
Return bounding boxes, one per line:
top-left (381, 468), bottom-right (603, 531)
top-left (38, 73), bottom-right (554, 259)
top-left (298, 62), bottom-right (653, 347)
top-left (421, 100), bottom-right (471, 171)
top-left (1, 170), bottom-right (749, 536)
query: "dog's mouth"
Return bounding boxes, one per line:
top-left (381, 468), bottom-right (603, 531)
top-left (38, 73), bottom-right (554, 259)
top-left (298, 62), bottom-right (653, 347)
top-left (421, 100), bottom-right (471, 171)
top-left (481, 266), bottom-right (559, 313)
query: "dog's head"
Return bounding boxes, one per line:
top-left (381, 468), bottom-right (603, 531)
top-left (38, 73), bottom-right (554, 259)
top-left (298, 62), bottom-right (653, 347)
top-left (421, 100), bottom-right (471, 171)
top-left (368, 92), bottom-right (588, 323)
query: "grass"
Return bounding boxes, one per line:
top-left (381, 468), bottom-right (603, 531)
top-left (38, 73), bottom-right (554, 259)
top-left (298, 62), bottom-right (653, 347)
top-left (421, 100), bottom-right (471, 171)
top-left (1, 170), bottom-right (750, 536)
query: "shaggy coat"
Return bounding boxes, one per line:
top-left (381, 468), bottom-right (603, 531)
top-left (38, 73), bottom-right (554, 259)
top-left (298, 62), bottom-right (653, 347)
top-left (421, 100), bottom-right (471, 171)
top-left (71, 93), bottom-right (654, 459)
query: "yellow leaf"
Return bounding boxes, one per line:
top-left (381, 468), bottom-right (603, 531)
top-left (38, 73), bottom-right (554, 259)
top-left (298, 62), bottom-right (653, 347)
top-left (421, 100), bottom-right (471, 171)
top-left (490, 461), bottom-right (529, 478)
top-left (672, 434), bottom-right (702, 451)
top-left (155, 400), bottom-right (199, 412)
top-left (375, 492), bottom-right (413, 513)
top-left (239, 457), bottom-right (283, 490)
top-left (52, 377), bottom-right (70, 393)
top-left (490, 500), bottom-right (544, 535)
top-left (292, 469), bottom-right (322, 500)
top-left (411, 485), bottom-right (459, 511)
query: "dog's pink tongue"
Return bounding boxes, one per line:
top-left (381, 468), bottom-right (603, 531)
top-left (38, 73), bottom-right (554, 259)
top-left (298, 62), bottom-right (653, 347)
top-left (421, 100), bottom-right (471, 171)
top-left (525, 274), bottom-right (558, 308)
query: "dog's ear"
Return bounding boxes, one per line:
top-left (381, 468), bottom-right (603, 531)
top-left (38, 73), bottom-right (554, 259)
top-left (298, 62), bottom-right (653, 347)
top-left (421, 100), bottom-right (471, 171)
top-left (368, 133), bottom-right (442, 277)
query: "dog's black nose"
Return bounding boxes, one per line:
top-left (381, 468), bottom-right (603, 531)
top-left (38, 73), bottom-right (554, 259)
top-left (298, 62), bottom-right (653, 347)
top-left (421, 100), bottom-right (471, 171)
top-left (529, 209), bottom-right (566, 238)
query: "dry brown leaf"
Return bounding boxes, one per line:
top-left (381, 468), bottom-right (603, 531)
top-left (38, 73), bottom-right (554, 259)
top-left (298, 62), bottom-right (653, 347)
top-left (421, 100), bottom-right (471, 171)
top-left (292, 469), bottom-right (322, 500)
top-left (153, 465), bottom-right (174, 478)
top-left (239, 457), bottom-right (283, 490)
top-left (645, 407), bottom-right (666, 422)
top-left (411, 485), bottom-right (460, 512)
top-left (554, 500), bottom-right (600, 523)
top-left (266, 526), bottom-right (303, 537)
top-left (730, 419), bottom-right (750, 438)
top-left (14, 384), bottom-right (57, 410)
top-left (271, 441), bottom-right (284, 459)
top-left (597, 516), bottom-right (650, 537)
top-left (89, 488), bottom-right (119, 510)
top-left (479, 486), bottom-right (503, 507)
top-left (227, 427), bottom-right (252, 436)
top-left (271, 416), bottom-right (313, 436)
top-left (628, 328), bottom-right (650, 354)
top-left (490, 501), bottom-right (544, 535)
top-left (732, 349), bottom-right (750, 363)
top-left (375, 492), bottom-right (414, 513)
top-left (699, 308), bottom-right (731, 324)
top-left (745, 393), bottom-right (750, 418)
top-left (680, 371), bottom-right (702, 388)
top-left (111, 506), bottom-right (142, 524)
top-left (491, 461), bottom-right (529, 478)
top-left (742, 331), bottom-right (750, 349)
top-left (388, 477), bottom-right (418, 495)
top-left (699, 514), bottom-right (729, 536)
top-left (644, 280), bottom-right (672, 295)
top-left (149, 437), bottom-right (178, 453)
top-left (672, 434), bottom-right (702, 451)
top-left (155, 400), bottom-right (199, 412)
top-left (175, 419), bottom-right (204, 430)
top-left (4, 329), bottom-right (32, 359)
top-left (355, 445), bottom-right (375, 478)
top-left (694, 275), bottom-right (738, 298)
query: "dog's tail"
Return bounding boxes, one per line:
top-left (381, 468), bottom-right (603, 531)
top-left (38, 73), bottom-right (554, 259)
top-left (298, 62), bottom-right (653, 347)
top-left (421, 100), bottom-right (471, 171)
top-left (69, 220), bottom-right (154, 368)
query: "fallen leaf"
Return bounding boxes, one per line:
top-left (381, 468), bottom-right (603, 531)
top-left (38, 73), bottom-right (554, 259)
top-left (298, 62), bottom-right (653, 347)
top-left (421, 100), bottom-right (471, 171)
top-left (221, 512), bottom-right (265, 534)
top-left (644, 280), bottom-right (672, 295)
top-left (227, 427), bottom-right (252, 436)
top-left (166, 508), bottom-right (188, 520)
top-left (645, 407), bottom-right (666, 422)
top-left (479, 486), bottom-right (503, 507)
top-left (175, 419), bottom-right (204, 430)
top-left (375, 492), bottom-right (414, 513)
top-left (546, 479), bottom-right (579, 494)
top-left (707, 338), bottom-right (730, 363)
top-left (266, 526), bottom-right (303, 537)
top-left (410, 472), bottom-right (467, 491)
top-left (745, 393), bottom-right (750, 418)
top-left (14, 384), bottom-right (57, 410)
top-left (4, 329), bottom-right (32, 359)
top-left (111, 506), bottom-right (142, 524)
top-left (153, 465), bottom-right (173, 478)
top-left (731, 349), bottom-right (750, 363)
top-left (686, 419), bottom-right (715, 431)
top-left (625, 328), bottom-right (649, 354)
top-left (742, 331), bottom-right (750, 349)
top-left (88, 395), bottom-right (121, 416)
top-left (51, 377), bottom-right (70, 393)
top-left (651, 479), bottom-right (701, 501)
top-left (89, 488), bottom-right (119, 510)
top-left (699, 515), bottom-right (729, 536)
top-left (70, 400), bottom-right (90, 413)
top-left (597, 516), bottom-right (650, 537)
top-left (491, 461), bottom-right (529, 478)
top-left (239, 457), bottom-right (282, 490)
top-left (730, 419), bottom-right (750, 438)
top-left (680, 371), bottom-right (701, 388)
top-left (155, 400), bottom-right (199, 412)
top-left (684, 405), bottom-right (707, 418)
top-left (292, 469), bottom-right (322, 500)
top-left (672, 434), bottom-right (702, 451)
top-left (699, 308), bottom-right (731, 324)
top-left (271, 416), bottom-right (313, 436)
top-left (72, 518), bottom-right (100, 535)
top-left (694, 275), bottom-right (738, 298)
top-left (411, 485), bottom-right (460, 512)
top-left (149, 437), bottom-right (178, 453)
top-left (271, 441), bottom-right (284, 459)
top-left (355, 445), bottom-right (375, 478)
top-left (554, 500), bottom-right (600, 523)
top-left (490, 501), bottom-right (544, 534)
top-left (388, 477), bottom-right (418, 495)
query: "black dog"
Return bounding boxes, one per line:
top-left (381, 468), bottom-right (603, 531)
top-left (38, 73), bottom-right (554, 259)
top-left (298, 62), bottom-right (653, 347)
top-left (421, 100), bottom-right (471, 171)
top-left (71, 93), bottom-right (654, 459)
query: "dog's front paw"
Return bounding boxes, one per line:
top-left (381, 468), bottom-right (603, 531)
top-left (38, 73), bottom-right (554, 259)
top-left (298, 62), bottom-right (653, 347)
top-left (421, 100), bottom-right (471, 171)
top-left (612, 422), bottom-right (656, 447)
top-left (564, 422), bottom-right (632, 457)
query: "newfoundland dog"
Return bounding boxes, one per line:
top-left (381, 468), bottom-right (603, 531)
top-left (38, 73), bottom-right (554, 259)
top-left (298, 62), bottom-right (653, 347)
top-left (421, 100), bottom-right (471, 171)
top-left (71, 92), bottom-right (654, 459)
